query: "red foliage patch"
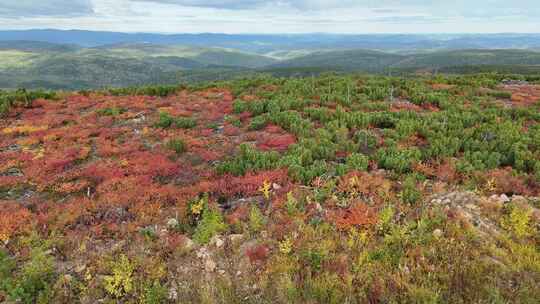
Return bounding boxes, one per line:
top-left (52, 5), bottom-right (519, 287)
top-left (500, 85), bottom-right (540, 107)
top-left (390, 101), bottom-right (423, 112)
top-left (245, 244), bottom-right (270, 264)
top-left (223, 124), bottom-right (241, 136)
top-left (225, 205), bottom-right (250, 225)
top-left (0, 203), bottom-right (32, 241)
top-left (335, 171), bottom-right (393, 205)
top-left (257, 134), bottom-right (296, 152)
top-left (214, 169), bottom-right (289, 197)
top-left (0, 88), bottom-right (243, 240)
top-left (264, 124), bottom-right (286, 134)
top-left (330, 201), bottom-right (378, 230)
top-left (480, 167), bottom-right (538, 196)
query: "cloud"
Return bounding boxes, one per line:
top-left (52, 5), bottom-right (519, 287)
top-left (130, 0), bottom-right (359, 10)
top-left (0, 0), bottom-right (538, 33)
top-left (0, 0), bottom-right (94, 17)
top-left (130, 0), bottom-right (265, 9)
top-left (130, 0), bottom-right (540, 18)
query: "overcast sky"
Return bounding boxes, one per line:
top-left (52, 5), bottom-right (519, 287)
top-left (0, 0), bottom-right (538, 33)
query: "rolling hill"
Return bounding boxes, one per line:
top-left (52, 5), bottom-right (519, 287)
top-left (2, 40), bottom-right (540, 90)
top-left (271, 49), bottom-right (540, 72)
top-left (0, 42), bottom-right (274, 89)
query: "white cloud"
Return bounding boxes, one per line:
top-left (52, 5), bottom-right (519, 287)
top-left (0, 0), bottom-right (537, 33)
top-left (0, 0), bottom-right (93, 17)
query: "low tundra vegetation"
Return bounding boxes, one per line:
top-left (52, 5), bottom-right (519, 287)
top-left (0, 73), bottom-right (539, 303)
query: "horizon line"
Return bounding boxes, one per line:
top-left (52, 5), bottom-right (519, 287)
top-left (1, 28), bottom-right (540, 35)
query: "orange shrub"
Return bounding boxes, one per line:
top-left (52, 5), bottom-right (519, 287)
top-left (0, 203), bottom-right (32, 242)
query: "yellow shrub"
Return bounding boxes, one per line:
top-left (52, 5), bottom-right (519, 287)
top-left (103, 255), bottom-right (135, 298)
top-left (279, 236), bottom-right (294, 255)
top-left (501, 204), bottom-right (533, 238)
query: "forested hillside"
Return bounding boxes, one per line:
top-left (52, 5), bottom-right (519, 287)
top-left (2, 42), bottom-right (540, 90)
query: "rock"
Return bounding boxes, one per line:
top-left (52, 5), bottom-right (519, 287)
top-left (433, 229), bottom-right (443, 238)
top-left (218, 269), bottom-right (226, 275)
top-left (75, 264), bottom-right (87, 274)
top-left (63, 274), bottom-right (73, 282)
top-left (211, 235), bottom-right (224, 248)
top-left (500, 194), bottom-right (510, 203)
top-left (167, 218), bottom-right (179, 229)
top-left (184, 238), bottom-right (194, 251)
top-left (479, 197), bottom-right (503, 212)
top-left (196, 247), bottom-right (208, 259)
top-left (168, 287), bottom-right (178, 301)
top-left (511, 195), bottom-right (528, 207)
top-left (272, 183), bottom-right (282, 190)
top-left (205, 259), bottom-right (217, 272)
top-left (159, 228), bottom-right (169, 238)
top-left (465, 203), bottom-right (478, 210)
top-left (532, 209), bottom-right (540, 223)
top-left (229, 234), bottom-right (244, 246)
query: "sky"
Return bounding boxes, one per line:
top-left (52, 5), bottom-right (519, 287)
top-left (0, 0), bottom-right (539, 34)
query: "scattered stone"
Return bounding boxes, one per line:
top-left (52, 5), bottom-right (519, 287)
top-left (218, 269), bottom-right (226, 275)
top-left (211, 235), bottom-right (224, 248)
top-left (199, 247), bottom-right (208, 258)
top-left (205, 259), bottom-right (217, 272)
top-left (532, 209), bottom-right (540, 223)
top-left (63, 274), bottom-right (73, 282)
top-left (168, 287), bottom-right (178, 301)
top-left (272, 183), bottom-right (282, 190)
top-left (167, 218), bottom-right (179, 229)
top-left (501, 79), bottom-right (529, 86)
top-left (159, 228), bottom-right (168, 237)
top-left (229, 234), bottom-right (244, 246)
top-left (433, 229), bottom-right (443, 238)
top-left (75, 264), bottom-right (87, 274)
top-left (511, 195), bottom-right (528, 207)
top-left (184, 238), bottom-right (194, 251)
top-left (500, 194), bottom-right (510, 203)
top-left (465, 203), bottom-right (479, 210)
top-left (196, 247), bottom-right (209, 259)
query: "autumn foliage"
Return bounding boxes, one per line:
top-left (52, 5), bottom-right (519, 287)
top-left (331, 201), bottom-right (378, 230)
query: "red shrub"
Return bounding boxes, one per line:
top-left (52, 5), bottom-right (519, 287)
top-left (0, 203), bottom-right (32, 241)
top-left (245, 244), bottom-right (270, 264)
top-left (214, 169), bottom-right (289, 197)
top-left (331, 201), bottom-right (378, 230)
top-left (257, 134), bottom-right (296, 152)
top-left (481, 167), bottom-right (533, 196)
top-left (224, 124), bottom-right (241, 136)
top-left (225, 205), bottom-right (250, 225)
top-left (336, 171), bottom-right (393, 204)
top-left (264, 124), bottom-right (285, 134)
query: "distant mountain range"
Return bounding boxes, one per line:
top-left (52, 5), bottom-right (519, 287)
top-left (1, 30), bottom-right (540, 89)
top-left (3, 30), bottom-right (540, 54)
